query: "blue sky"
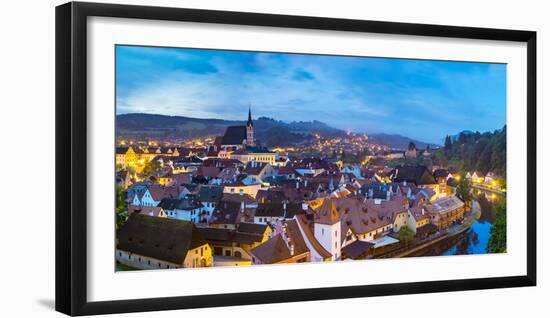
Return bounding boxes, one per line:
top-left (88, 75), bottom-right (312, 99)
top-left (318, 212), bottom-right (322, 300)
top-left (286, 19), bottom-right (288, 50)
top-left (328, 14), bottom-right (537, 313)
top-left (116, 45), bottom-right (506, 144)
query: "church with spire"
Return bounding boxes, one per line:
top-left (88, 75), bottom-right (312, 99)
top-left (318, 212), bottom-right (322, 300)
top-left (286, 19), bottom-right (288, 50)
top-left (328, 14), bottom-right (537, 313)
top-left (246, 105), bottom-right (255, 146)
top-left (212, 105), bottom-right (277, 165)
top-left (218, 105), bottom-right (255, 151)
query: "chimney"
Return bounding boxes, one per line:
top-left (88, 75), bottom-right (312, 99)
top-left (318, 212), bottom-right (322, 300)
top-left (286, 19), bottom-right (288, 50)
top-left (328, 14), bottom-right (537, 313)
top-left (296, 181), bottom-right (299, 189)
top-left (304, 179), bottom-right (308, 187)
top-left (240, 201), bottom-right (245, 212)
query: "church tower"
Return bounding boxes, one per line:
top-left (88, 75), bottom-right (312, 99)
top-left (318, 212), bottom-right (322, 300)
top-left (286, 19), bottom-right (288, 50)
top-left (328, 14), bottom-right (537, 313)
top-left (313, 198), bottom-right (341, 260)
top-left (246, 105), bottom-right (255, 146)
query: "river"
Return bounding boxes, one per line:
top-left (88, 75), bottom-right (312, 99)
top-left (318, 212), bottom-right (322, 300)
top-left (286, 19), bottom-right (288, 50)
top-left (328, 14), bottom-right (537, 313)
top-left (408, 191), bottom-right (505, 257)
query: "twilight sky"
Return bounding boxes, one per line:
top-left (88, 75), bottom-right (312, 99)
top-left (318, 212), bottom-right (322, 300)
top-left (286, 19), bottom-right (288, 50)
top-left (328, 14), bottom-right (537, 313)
top-left (116, 45), bottom-right (506, 144)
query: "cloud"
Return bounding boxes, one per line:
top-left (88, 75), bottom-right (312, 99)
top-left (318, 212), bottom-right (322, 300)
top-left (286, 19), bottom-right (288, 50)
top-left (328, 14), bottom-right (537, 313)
top-left (116, 46), bottom-right (506, 144)
top-left (292, 69), bottom-right (315, 81)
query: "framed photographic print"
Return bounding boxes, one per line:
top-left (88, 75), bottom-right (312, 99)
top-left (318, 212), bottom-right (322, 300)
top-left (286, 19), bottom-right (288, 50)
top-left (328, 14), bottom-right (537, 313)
top-left (55, 1), bottom-right (536, 316)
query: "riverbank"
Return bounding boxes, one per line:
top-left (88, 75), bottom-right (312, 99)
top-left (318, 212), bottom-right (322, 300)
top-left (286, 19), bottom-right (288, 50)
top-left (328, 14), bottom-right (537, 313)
top-left (472, 184), bottom-right (506, 196)
top-left (377, 201), bottom-right (481, 258)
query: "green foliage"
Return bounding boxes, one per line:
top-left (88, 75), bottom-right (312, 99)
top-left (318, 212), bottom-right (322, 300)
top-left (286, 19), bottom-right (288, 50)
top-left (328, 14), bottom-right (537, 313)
top-left (432, 126), bottom-right (506, 177)
top-left (434, 149), bottom-right (448, 167)
top-left (456, 173), bottom-right (472, 203)
top-left (385, 156), bottom-right (424, 168)
top-left (444, 135), bottom-right (452, 153)
top-left (396, 226), bottom-right (415, 248)
top-left (487, 203), bottom-right (507, 253)
top-left (142, 160), bottom-right (161, 175)
top-left (115, 185), bottom-right (128, 229)
top-left (494, 177), bottom-right (507, 190)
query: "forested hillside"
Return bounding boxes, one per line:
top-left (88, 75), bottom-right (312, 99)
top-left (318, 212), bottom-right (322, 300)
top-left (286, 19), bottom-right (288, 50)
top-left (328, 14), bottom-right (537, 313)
top-left (433, 126), bottom-right (506, 176)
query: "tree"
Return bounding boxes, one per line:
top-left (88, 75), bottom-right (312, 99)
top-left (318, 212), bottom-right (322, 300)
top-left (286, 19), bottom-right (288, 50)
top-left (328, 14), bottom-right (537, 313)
top-left (433, 149), bottom-right (448, 167)
top-left (456, 173), bottom-right (472, 203)
top-left (444, 135), bottom-right (452, 153)
top-left (115, 185), bottom-right (128, 229)
top-left (487, 203), bottom-right (507, 253)
top-left (408, 141), bottom-right (416, 150)
top-left (396, 226), bottom-right (415, 248)
top-left (142, 159), bottom-right (161, 175)
top-left (458, 132), bottom-right (467, 144)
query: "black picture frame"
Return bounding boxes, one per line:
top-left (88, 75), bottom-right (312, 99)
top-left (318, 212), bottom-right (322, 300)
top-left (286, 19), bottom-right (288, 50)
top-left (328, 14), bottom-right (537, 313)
top-left (55, 1), bottom-right (537, 316)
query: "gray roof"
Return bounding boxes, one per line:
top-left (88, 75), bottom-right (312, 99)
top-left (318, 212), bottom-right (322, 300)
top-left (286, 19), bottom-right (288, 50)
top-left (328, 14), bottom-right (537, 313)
top-left (341, 240), bottom-right (375, 259)
top-left (158, 198), bottom-right (203, 211)
top-left (221, 126), bottom-right (247, 145)
top-left (392, 165), bottom-right (436, 185)
top-left (237, 222), bottom-right (269, 235)
top-left (197, 186), bottom-right (224, 203)
top-left (117, 214), bottom-right (207, 264)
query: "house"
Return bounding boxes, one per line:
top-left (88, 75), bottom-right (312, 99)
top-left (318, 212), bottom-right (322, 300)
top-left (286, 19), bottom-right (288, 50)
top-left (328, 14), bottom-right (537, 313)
top-left (294, 214), bottom-right (333, 262)
top-left (237, 222), bottom-right (272, 240)
top-left (335, 197), bottom-right (397, 249)
top-left (132, 185), bottom-right (180, 207)
top-left (424, 195), bottom-right (465, 229)
top-left (222, 182), bottom-right (263, 198)
top-left (126, 182), bottom-right (151, 202)
top-left (158, 197), bottom-right (204, 223)
top-left (170, 172), bottom-right (193, 186)
top-left (254, 202), bottom-right (308, 224)
top-left (243, 161), bottom-right (276, 180)
top-left (484, 172), bottom-right (497, 185)
top-left (229, 147), bottom-right (278, 166)
top-left (127, 205), bottom-right (166, 218)
top-left (250, 219), bottom-right (310, 265)
top-left (408, 205), bottom-right (432, 234)
top-left (116, 214), bottom-right (212, 269)
top-left (312, 198), bottom-right (342, 260)
top-left (471, 171), bottom-right (485, 184)
top-left (392, 165), bottom-right (437, 187)
top-left (341, 165), bottom-right (363, 179)
top-left (360, 182), bottom-right (399, 201)
top-left (116, 146), bottom-right (139, 168)
top-left (155, 172), bottom-right (173, 186)
top-left (214, 167), bottom-right (240, 184)
top-left (256, 188), bottom-right (288, 204)
top-left (209, 201), bottom-right (252, 229)
top-left (433, 169), bottom-right (449, 184)
top-left (196, 185), bottom-right (224, 217)
top-left (198, 222), bottom-right (271, 264)
top-left (341, 240), bottom-right (376, 260)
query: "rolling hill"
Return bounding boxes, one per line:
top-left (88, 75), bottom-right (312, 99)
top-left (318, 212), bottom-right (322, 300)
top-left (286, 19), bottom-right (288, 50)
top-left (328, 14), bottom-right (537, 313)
top-left (116, 113), bottom-right (436, 149)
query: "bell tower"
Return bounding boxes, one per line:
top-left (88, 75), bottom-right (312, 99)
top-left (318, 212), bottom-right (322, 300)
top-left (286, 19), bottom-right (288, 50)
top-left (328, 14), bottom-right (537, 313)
top-left (246, 105), bottom-right (255, 146)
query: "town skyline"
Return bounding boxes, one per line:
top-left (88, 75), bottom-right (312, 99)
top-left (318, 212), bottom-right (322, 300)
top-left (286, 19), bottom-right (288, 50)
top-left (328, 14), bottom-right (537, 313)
top-left (116, 45), bottom-right (506, 144)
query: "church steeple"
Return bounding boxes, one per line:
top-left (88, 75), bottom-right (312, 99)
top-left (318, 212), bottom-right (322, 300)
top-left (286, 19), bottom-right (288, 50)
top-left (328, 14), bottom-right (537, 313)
top-left (246, 104), bottom-right (255, 146)
top-left (247, 104), bottom-right (253, 127)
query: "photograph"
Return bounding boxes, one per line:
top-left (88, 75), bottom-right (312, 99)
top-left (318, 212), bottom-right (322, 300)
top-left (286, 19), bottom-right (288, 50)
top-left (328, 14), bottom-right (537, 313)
top-left (114, 45), bottom-right (507, 271)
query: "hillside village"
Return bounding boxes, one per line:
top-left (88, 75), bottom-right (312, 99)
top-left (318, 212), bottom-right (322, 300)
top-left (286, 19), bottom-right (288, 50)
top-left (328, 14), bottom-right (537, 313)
top-left (115, 108), bottom-right (505, 270)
